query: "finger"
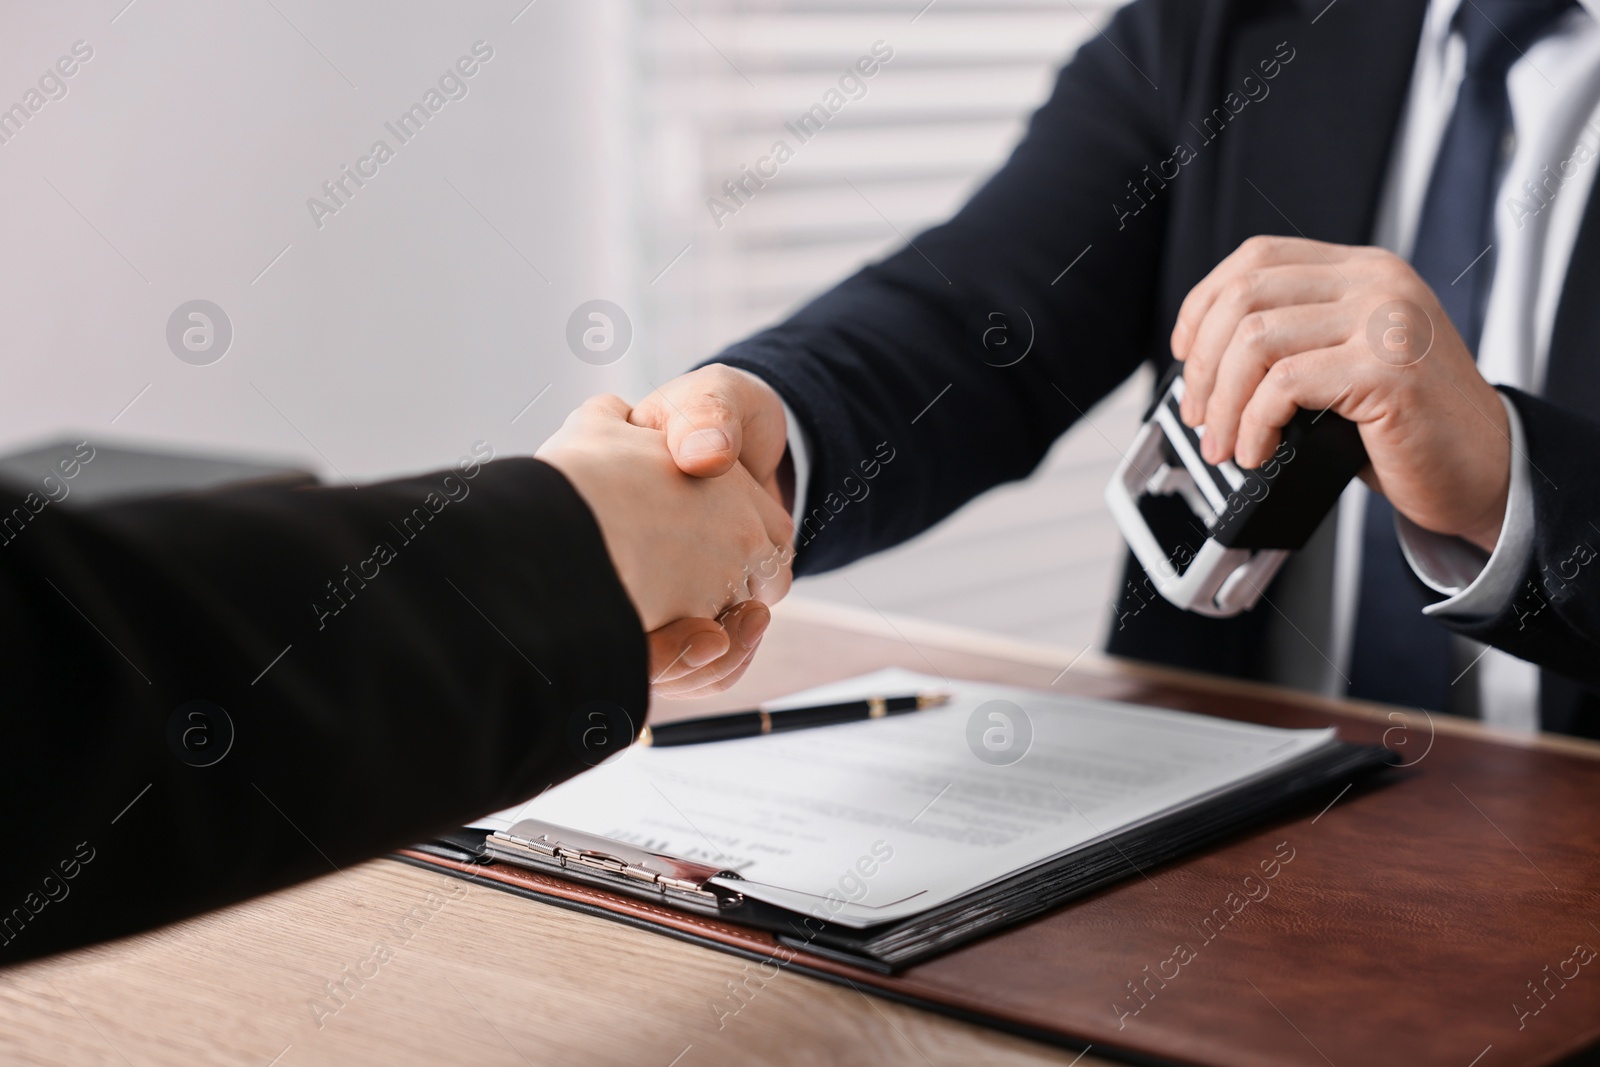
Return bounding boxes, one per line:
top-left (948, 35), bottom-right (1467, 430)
top-left (1171, 237), bottom-right (1341, 361)
top-left (631, 368), bottom-right (746, 479)
top-left (1180, 263), bottom-right (1345, 427)
top-left (1200, 302), bottom-right (1355, 464)
top-left (653, 641), bottom-right (761, 698)
top-left (730, 473), bottom-right (795, 607)
top-left (1234, 345), bottom-right (1366, 468)
top-left (652, 601), bottom-right (770, 698)
top-left (647, 617), bottom-right (731, 685)
top-left (745, 502), bottom-right (795, 609)
top-left (751, 472), bottom-right (795, 552)
top-left (656, 636), bottom-right (763, 698)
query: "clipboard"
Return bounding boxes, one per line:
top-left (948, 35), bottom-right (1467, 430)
top-left (412, 717), bottom-right (1392, 974)
top-left (393, 660), bottom-right (1600, 1067)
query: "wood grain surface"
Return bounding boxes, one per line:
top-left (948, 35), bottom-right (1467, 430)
top-left (2, 598), bottom-right (1590, 1066)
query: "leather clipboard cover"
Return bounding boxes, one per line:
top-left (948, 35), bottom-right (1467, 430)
top-left (398, 672), bottom-right (1600, 1067)
top-left (419, 739), bottom-right (1390, 974)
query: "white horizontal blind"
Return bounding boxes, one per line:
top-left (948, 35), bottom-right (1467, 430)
top-left (637, 0), bottom-right (1145, 652)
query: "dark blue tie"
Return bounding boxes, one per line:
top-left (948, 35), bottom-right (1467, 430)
top-left (1348, 0), bottom-right (1575, 711)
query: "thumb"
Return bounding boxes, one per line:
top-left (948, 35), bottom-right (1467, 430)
top-left (662, 390), bottom-right (744, 479)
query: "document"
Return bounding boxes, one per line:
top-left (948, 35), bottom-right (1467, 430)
top-left (473, 668), bottom-right (1334, 929)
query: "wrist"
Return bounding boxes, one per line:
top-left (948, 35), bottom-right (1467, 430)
top-left (1455, 384), bottom-right (1513, 554)
top-left (536, 451), bottom-right (655, 625)
top-left (1463, 506), bottom-right (1507, 555)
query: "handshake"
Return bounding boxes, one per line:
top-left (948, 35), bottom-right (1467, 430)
top-left (537, 365), bottom-right (794, 698)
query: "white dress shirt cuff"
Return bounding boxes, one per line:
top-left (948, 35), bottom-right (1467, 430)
top-left (1395, 391), bottom-right (1534, 619)
top-left (778, 396), bottom-right (812, 531)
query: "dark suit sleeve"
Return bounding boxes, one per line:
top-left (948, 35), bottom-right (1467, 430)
top-left (710, 0), bottom-right (1185, 574)
top-left (1440, 389), bottom-right (1600, 687)
top-left (0, 457), bottom-right (645, 963)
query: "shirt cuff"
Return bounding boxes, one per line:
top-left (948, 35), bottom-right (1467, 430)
top-left (1395, 390), bottom-right (1533, 619)
top-left (778, 396), bottom-right (811, 531)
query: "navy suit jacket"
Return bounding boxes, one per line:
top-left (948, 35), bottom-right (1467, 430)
top-left (715, 0), bottom-right (1600, 735)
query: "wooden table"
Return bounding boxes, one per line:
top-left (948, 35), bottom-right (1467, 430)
top-left (2, 599), bottom-right (1593, 1066)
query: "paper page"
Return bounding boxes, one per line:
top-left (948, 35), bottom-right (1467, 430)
top-left (473, 669), bottom-right (1334, 929)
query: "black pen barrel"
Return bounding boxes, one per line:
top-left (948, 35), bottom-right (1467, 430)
top-left (647, 711), bottom-right (767, 746)
top-left (767, 700), bottom-right (871, 732)
top-left (647, 694), bottom-right (935, 746)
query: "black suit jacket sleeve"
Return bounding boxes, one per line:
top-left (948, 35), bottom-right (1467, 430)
top-left (711, 1), bottom-right (1184, 574)
top-left (1442, 389), bottom-right (1600, 688)
top-left (0, 457), bottom-right (645, 963)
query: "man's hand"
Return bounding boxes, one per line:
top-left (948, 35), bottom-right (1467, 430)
top-left (626, 364), bottom-right (792, 696)
top-left (645, 600), bottom-right (772, 698)
top-left (1171, 236), bottom-right (1512, 552)
top-left (536, 395), bottom-right (793, 634)
top-left (629, 364), bottom-right (791, 511)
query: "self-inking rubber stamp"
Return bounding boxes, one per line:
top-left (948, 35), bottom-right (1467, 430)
top-left (1105, 365), bottom-right (1370, 618)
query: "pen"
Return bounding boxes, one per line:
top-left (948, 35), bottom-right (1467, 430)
top-left (639, 690), bottom-right (953, 747)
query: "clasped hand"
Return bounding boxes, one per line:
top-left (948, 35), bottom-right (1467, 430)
top-left (536, 394), bottom-right (793, 697)
top-left (541, 237), bottom-right (1516, 699)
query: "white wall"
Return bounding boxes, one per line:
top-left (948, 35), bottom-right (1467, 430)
top-left (5, 0), bottom-right (1142, 651)
top-left (0, 0), bottom-right (641, 480)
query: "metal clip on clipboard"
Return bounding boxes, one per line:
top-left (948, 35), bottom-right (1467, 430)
top-left (1105, 367), bottom-right (1369, 618)
top-left (485, 819), bottom-right (746, 916)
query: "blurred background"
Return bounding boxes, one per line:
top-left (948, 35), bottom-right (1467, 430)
top-left (2, 0), bottom-right (1143, 652)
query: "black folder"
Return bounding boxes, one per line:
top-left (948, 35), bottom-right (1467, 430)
top-left (420, 713), bottom-right (1389, 972)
